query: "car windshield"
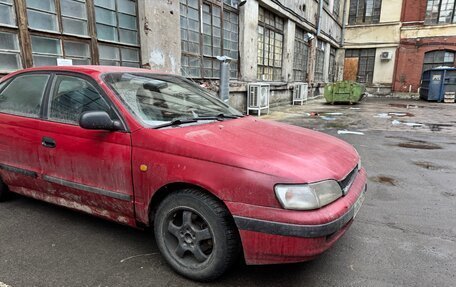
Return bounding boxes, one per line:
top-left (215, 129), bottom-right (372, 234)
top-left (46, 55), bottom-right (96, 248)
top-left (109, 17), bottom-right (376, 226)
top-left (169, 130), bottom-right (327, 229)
top-left (103, 73), bottom-right (243, 127)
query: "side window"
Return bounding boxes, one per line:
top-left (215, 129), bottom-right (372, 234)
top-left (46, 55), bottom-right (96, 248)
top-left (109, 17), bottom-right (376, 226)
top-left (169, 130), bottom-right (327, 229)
top-left (0, 74), bottom-right (50, 118)
top-left (49, 75), bottom-right (112, 124)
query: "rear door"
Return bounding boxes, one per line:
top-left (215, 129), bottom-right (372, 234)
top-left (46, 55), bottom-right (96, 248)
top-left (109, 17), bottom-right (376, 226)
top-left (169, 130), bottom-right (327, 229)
top-left (0, 73), bottom-right (51, 193)
top-left (37, 73), bottom-right (135, 224)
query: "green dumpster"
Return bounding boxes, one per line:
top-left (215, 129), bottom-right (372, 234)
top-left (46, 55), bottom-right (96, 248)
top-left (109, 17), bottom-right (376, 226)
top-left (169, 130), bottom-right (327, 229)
top-left (324, 81), bottom-right (366, 104)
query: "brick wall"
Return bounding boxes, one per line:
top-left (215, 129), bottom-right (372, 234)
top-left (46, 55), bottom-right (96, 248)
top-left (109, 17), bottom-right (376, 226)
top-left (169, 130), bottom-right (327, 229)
top-left (394, 37), bottom-right (456, 92)
top-left (401, 0), bottom-right (427, 24)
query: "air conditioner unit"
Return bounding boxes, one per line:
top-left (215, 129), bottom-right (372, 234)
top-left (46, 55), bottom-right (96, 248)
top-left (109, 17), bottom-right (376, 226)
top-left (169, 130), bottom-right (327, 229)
top-left (380, 51), bottom-right (393, 61)
top-left (293, 83), bottom-right (308, 105)
top-left (247, 83), bottom-right (270, 116)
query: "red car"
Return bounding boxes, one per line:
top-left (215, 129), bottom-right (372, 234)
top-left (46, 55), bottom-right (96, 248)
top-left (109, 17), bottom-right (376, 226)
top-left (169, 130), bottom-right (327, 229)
top-left (0, 66), bottom-right (366, 281)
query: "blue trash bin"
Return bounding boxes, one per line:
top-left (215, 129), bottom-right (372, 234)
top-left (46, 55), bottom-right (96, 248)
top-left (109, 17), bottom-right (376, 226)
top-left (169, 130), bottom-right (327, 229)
top-left (420, 67), bottom-right (456, 102)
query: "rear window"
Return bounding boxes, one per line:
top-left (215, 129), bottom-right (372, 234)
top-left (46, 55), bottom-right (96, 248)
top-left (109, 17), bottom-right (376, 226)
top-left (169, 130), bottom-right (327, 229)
top-left (0, 74), bottom-right (49, 118)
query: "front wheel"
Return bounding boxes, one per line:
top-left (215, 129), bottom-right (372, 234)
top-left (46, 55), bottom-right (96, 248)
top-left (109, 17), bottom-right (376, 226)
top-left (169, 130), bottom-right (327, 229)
top-left (153, 189), bottom-right (240, 281)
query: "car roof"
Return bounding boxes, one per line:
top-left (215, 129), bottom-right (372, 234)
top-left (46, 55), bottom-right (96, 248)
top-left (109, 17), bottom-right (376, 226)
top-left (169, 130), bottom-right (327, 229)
top-left (2, 65), bottom-right (170, 81)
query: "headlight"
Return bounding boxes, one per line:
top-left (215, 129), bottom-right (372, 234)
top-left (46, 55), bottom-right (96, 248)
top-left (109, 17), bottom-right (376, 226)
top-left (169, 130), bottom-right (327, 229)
top-left (275, 181), bottom-right (343, 210)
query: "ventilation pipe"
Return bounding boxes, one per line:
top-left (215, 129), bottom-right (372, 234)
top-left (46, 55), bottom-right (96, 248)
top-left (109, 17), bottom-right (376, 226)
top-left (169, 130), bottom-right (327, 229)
top-left (217, 56), bottom-right (233, 102)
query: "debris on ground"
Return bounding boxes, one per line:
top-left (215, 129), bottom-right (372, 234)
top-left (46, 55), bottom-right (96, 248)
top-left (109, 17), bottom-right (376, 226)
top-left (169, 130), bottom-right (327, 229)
top-left (321, 116), bottom-right (336, 121)
top-left (374, 113), bottom-right (392, 119)
top-left (337, 130), bottom-right (365, 135)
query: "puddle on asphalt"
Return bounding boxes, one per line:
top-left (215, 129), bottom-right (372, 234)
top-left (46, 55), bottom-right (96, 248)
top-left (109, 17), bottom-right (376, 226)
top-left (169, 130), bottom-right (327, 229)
top-left (397, 141), bottom-right (442, 150)
top-left (442, 192), bottom-right (455, 198)
top-left (369, 176), bottom-right (398, 186)
top-left (413, 161), bottom-right (445, 170)
top-left (426, 123), bottom-right (454, 132)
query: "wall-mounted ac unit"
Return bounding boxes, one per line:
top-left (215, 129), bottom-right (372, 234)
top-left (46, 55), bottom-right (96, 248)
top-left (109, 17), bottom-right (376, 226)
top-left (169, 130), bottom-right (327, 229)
top-left (247, 83), bottom-right (270, 116)
top-left (293, 83), bottom-right (308, 105)
top-left (380, 51), bottom-right (393, 61)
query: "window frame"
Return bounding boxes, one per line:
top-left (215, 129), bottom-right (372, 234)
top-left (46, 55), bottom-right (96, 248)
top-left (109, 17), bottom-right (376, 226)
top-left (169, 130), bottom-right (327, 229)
top-left (257, 6), bottom-right (284, 82)
top-left (345, 48), bottom-right (376, 84)
top-left (292, 26), bottom-right (310, 82)
top-left (314, 40), bottom-right (326, 83)
top-left (180, 0), bottom-right (240, 79)
top-left (0, 29), bottom-right (22, 73)
top-left (0, 0), bottom-right (18, 28)
top-left (422, 50), bottom-right (456, 72)
top-left (348, 0), bottom-right (382, 25)
top-left (425, 0), bottom-right (456, 25)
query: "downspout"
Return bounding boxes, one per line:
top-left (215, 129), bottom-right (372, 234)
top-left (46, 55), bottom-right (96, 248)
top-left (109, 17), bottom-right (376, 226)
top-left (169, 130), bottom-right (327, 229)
top-left (340, 0), bottom-right (348, 46)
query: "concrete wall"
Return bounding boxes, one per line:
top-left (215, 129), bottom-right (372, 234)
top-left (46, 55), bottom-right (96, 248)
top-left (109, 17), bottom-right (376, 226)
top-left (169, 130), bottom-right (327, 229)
top-left (138, 0), bottom-right (180, 74)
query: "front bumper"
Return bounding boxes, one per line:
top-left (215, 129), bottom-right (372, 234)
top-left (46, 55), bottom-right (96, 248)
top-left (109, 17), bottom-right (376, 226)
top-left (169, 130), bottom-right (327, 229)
top-left (226, 168), bottom-right (367, 265)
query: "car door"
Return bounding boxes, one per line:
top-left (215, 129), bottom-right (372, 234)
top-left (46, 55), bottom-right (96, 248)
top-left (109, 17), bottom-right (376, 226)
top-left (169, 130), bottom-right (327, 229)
top-left (0, 73), bottom-right (51, 193)
top-left (37, 72), bottom-right (134, 224)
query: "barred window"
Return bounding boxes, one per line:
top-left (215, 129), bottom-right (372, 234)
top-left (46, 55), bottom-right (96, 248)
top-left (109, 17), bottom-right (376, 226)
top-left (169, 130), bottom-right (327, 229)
top-left (293, 27), bottom-right (309, 82)
top-left (180, 0), bottom-right (239, 79)
top-left (348, 0), bottom-right (382, 25)
top-left (0, 32), bottom-right (21, 72)
top-left (345, 49), bottom-right (376, 84)
top-left (425, 0), bottom-right (456, 24)
top-left (423, 50), bottom-right (455, 72)
top-left (95, 0), bottom-right (138, 45)
top-left (314, 41), bottom-right (325, 83)
top-left (0, 0), bottom-right (16, 27)
top-left (257, 7), bottom-right (284, 81)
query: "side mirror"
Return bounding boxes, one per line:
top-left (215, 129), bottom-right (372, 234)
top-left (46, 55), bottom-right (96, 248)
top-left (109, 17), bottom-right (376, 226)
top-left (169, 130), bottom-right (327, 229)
top-left (79, 111), bottom-right (122, 131)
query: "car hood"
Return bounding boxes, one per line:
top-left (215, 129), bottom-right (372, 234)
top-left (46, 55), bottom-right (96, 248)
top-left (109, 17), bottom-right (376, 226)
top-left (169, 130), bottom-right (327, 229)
top-left (154, 117), bottom-right (359, 182)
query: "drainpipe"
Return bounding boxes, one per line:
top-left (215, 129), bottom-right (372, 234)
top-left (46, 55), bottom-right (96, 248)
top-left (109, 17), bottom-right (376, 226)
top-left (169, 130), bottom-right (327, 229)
top-left (340, 0), bottom-right (348, 47)
top-left (217, 56), bottom-right (233, 102)
top-left (317, 0), bottom-right (324, 36)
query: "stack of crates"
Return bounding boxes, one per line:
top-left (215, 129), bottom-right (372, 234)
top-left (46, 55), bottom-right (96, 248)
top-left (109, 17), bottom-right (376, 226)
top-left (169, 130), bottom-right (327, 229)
top-left (444, 92), bottom-right (455, 103)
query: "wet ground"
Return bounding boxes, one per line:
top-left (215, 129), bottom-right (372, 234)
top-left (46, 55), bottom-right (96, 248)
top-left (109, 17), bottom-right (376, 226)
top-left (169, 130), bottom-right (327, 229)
top-left (0, 98), bottom-right (455, 286)
top-left (263, 97), bottom-right (456, 135)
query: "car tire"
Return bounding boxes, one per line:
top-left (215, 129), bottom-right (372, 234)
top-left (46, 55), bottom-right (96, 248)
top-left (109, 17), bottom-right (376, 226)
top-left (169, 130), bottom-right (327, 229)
top-left (153, 188), bottom-right (240, 282)
top-left (0, 178), bottom-right (10, 202)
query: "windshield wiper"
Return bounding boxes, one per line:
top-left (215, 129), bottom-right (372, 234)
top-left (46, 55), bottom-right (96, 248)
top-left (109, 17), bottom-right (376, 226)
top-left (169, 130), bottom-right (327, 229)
top-left (154, 114), bottom-right (242, 129)
top-left (195, 113), bottom-right (243, 120)
top-left (154, 118), bottom-right (198, 129)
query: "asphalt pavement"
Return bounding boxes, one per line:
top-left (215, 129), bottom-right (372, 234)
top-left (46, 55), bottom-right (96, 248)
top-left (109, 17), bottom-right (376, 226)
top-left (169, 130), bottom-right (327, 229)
top-left (1, 98), bottom-right (455, 286)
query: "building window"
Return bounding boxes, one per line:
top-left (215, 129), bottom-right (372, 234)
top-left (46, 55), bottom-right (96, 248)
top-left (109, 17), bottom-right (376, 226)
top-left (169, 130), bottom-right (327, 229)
top-left (329, 47), bottom-right (337, 82)
top-left (423, 50), bottom-right (455, 72)
top-left (345, 49), bottom-right (375, 84)
top-left (334, 0), bottom-right (340, 18)
top-left (26, 0), bottom-right (59, 32)
top-left (314, 40), bottom-right (325, 83)
top-left (180, 0), bottom-right (239, 79)
top-left (95, 0), bottom-right (138, 45)
top-left (31, 35), bottom-right (92, 66)
top-left (348, 0), bottom-right (382, 25)
top-left (61, 0), bottom-right (88, 36)
top-left (99, 44), bottom-right (140, 67)
top-left (293, 27), bottom-right (309, 82)
top-left (0, 32), bottom-right (21, 72)
top-left (425, 0), bottom-right (456, 24)
top-left (0, 0), bottom-right (17, 27)
top-left (257, 7), bottom-right (284, 81)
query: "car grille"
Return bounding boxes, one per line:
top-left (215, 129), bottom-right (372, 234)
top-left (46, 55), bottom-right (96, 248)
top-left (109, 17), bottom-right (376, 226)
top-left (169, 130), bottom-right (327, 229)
top-left (339, 166), bottom-right (359, 195)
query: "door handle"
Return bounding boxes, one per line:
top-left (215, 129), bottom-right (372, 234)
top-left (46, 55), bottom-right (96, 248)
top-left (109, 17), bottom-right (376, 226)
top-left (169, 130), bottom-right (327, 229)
top-left (42, 137), bottom-right (56, 148)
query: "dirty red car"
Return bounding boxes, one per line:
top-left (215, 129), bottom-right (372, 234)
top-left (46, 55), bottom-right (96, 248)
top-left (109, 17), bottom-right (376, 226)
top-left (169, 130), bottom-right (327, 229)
top-left (0, 66), bottom-right (367, 281)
